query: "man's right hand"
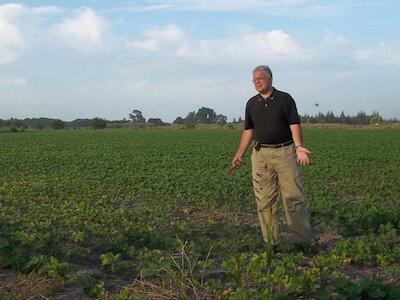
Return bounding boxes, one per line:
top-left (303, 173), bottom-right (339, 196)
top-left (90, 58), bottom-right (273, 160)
top-left (228, 155), bottom-right (242, 175)
top-left (231, 155), bottom-right (242, 169)
top-left (230, 129), bottom-right (253, 174)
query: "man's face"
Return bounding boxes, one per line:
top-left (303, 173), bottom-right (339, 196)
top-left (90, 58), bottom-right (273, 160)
top-left (252, 70), bottom-right (271, 94)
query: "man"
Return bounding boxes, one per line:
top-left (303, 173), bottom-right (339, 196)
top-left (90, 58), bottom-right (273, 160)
top-left (232, 65), bottom-right (313, 246)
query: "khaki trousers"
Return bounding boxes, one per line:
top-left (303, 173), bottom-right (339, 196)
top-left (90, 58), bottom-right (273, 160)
top-left (251, 143), bottom-right (312, 245)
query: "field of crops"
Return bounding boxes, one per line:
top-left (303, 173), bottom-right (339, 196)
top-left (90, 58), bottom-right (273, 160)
top-left (1, 126), bottom-right (399, 299)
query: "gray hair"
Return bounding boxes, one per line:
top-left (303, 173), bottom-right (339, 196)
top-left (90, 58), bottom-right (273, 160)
top-left (252, 65), bottom-right (273, 79)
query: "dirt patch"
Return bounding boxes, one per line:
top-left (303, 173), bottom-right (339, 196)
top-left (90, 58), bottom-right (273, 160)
top-left (176, 208), bottom-right (343, 248)
top-left (342, 264), bottom-right (400, 289)
top-left (312, 226), bottom-right (342, 251)
top-left (0, 271), bottom-right (62, 299)
top-left (125, 279), bottom-right (179, 300)
top-left (233, 211), bottom-right (259, 228)
top-left (173, 207), bottom-right (230, 226)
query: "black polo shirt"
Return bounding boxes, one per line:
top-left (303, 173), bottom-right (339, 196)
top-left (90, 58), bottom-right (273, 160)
top-left (244, 87), bottom-right (300, 144)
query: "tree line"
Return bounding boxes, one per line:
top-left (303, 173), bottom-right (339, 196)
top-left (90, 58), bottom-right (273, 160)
top-left (0, 117), bottom-right (107, 130)
top-left (128, 107), bottom-right (228, 126)
top-left (300, 111), bottom-right (395, 125)
top-left (0, 109), bottom-right (397, 131)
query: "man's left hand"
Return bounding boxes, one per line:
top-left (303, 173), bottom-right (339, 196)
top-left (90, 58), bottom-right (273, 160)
top-left (295, 146), bottom-right (311, 166)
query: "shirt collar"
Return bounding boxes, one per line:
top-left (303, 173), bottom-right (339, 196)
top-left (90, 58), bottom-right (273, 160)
top-left (258, 87), bottom-right (276, 102)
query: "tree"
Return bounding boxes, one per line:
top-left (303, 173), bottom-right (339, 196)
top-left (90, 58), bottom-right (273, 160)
top-left (129, 110), bottom-right (146, 123)
top-left (325, 111), bottom-right (337, 123)
top-left (194, 107), bottom-right (217, 124)
top-left (216, 114), bottom-right (227, 125)
top-left (33, 122), bottom-right (44, 129)
top-left (300, 114), bottom-right (310, 124)
top-left (147, 118), bottom-right (164, 126)
top-left (184, 111), bottom-right (196, 129)
top-left (316, 112), bottom-right (326, 123)
top-left (91, 117), bottom-right (107, 129)
top-left (173, 117), bottom-right (184, 124)
top-left (10, 118), bottom-right (23, 128)
top-left (51, 119), bottom-right (64, 130)
top-left (339, 111), bottom-right (347, 124)
top-left (354, 111), bottom-right (369, 125)
top-left (185, 111), bottom-right (196, 123)
top-left (369, 111), bottom-right (383, 124)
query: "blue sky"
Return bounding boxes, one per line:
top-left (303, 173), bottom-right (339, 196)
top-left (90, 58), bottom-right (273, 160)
top-left (1, 1), bottom-right (399, 122)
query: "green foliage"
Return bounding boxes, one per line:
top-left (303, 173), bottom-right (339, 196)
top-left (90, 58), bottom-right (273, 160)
top-left (159, 237), bottom-right (216, 299)
top-left (100, 252), bottom-right (122, 273)
top-left (78, 275), bottom-right (108, 298)
top-left (32, 122), bottom-right (44, 129)
top-left (40, 257), bottom-right (69, 278)
top-left (174, 107), bottom-right (228, 125)
top-left (173, 116), bottom-right (184, 124)
top-left (100, 252), bottom-right (130, 273)
top-left (115, 287), bottom-right (131, 300)
top-left (332, 224), bottom-right (399, 265)
top-left (51, 119), bottom-right (64, 129)
top-left (216, 114), bottom-right (227, 125)
top-left (0, 127), bottom-right (399, 298)
top-left (147, 118), bottom-right (164, 125)
top-left (90, 117), bottom-right (107, 129)
top-left (301, 110), bottom-right (387, 124)
top-left (24, 255), bottom-right (69, 278)
top-left (129, 109), bottom-right (146, 123)
top-left (137, 248), bottom-right (165, 277)
top-left (184, 120), bottom-right (196, 129)
top-left (195, 107), bottom-right (218, 124)
top-left (335, 276), bottom-right (400, 300)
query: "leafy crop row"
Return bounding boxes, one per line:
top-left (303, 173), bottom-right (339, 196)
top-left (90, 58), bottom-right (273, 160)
top-left (0, 127), bottom-right (399, 298)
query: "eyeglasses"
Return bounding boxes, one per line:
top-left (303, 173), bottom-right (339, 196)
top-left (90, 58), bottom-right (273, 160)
top-left (252, 77), bottom-right (268, 83)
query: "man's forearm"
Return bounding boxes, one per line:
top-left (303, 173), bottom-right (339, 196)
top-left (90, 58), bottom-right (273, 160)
top-left (235, 129), bottom-right (253, 157)
top-left (290, 124), bottom-right (304, 147)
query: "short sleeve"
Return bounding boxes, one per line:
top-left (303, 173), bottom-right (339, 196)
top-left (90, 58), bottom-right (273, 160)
top-left (244, 102), bottom-right (254, 129)
top-left (285, 94), bottom-right (301, 125)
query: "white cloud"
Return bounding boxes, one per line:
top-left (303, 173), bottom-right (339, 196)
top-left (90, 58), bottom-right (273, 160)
top-left (32, 6), bottom-right (63, 15)
top-left (128, 25), bottom-right (308, 64)
top-left (0, 76), bottom-right (27, 86)
top-left (127, 24), bottom-right (183, 51)
top-left (120, 0), bottom-right (350, 17)
top-left (119, 4), bottom-right (175, 12)
top-left (354, 42), bottom-right (400, 65)
top-left (167, 0), bottom-right (299, 11)
top-left (0, 3), bottom-right (24, 66)
top-left (321, 31), bottom-right (348, 46)
top-left (177, 29), bottom-right (309, 64)
top-left (52, 8), bottom-right (106, 51)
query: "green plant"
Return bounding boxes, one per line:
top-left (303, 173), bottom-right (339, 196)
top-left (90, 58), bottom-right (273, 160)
top-left (40, 257), bottom-right (69, 278)
top-left (336, 276), bottom-right (400, 300)
top-left (90, 117), bottom-right (107, 129)
top-left (1, 127), bottom-right (399, 298)
top-left (79, 275), bottom-right (108, 298)
top-left (24, 255), bottom-right (69, 278)
top-left (51, 119), bottom-right (64, 130)
top-left (159, 237), bottom-right (215, 300)
top-left (100, 252), bottom-right (122, 273)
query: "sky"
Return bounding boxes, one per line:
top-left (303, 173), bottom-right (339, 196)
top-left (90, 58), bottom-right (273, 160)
top-left (1, 0), bottom-right (399, 122)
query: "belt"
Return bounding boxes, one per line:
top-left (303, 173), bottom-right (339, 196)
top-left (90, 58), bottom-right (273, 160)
top-left (253, 140), bottom-right (293, 151)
